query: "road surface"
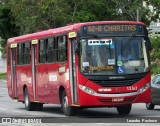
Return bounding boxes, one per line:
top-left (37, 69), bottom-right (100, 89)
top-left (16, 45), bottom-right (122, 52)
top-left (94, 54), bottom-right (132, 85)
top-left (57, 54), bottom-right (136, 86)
top-left (0, 80), bottom-right (160, 126)
top-left (0, 58), bottom-right (6, 73)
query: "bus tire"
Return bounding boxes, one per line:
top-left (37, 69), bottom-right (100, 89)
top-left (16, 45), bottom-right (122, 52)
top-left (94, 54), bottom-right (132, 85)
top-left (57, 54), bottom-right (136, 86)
top-left (24, 88), bottom-right (36, 111)
top-left (117, 104), bottom-right (132, 115)
top-left (36, 103), bottom-right (43, 111)
top-left (146, 103), bottom-right (155, 110)
top-left (61, 91), bottom-right (76, 116)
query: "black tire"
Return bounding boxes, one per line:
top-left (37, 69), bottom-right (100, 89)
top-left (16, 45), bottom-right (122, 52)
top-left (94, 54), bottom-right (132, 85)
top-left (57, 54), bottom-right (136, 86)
top-left (146, 103), bottom-right (155, 110)
top-left (36, 103), bottom-right (43, 111)
top-left (61, 91), bottom-right (76, 116)
top-left (117, 104), bottom-right (132, 115)
top-left (24, 88), bottom-right (36, 111)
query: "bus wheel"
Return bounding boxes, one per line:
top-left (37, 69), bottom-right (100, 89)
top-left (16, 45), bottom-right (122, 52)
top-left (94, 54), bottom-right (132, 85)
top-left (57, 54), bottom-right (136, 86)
top-left (24, 88), bottom-right (36, 111)
top-left (146, 103), bottom-right (155, 110)
top-left (117, 104), bottom-right (132, 115)
top-left (61, 91), bottom-right (76, 116)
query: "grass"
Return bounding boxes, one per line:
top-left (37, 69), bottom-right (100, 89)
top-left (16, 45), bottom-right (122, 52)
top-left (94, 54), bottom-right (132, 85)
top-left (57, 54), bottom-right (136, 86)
top-left (0, 72), bottom-right (7, 80)
top-left (151, 62), bottom-right (160, 75)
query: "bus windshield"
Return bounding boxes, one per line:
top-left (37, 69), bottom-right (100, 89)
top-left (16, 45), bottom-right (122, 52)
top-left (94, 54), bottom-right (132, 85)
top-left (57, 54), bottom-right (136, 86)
top-left (80, 37), bottom-right (149, 75)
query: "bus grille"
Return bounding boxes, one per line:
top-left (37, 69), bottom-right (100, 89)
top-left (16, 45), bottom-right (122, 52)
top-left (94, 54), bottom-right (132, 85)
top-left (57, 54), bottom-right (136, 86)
top-left (98, 97), bottom-right (136, 104)
top-left (91, 78), bottom-right (141, 87)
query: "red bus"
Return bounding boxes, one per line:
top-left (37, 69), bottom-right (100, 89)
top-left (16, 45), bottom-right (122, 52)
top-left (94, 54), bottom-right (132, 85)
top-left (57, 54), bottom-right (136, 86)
top-left (7, 21), bottom-right (151, 116)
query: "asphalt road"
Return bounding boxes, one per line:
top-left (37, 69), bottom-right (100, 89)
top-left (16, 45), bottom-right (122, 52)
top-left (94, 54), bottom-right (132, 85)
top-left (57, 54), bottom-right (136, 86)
top-left (0, 58), bottom-right (6, 73)
top-left (0, 80), bottom-right (160, 126)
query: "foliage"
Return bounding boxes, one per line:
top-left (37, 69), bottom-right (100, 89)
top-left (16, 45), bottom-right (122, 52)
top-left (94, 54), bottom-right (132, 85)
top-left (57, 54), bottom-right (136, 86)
top-left (0, 0), bottom-right (160, 66)
top-left (150, 36), bottom-right (160, 61)
top-left (0, 38), bottom-right (6, 57)
top-left (7, 0), bottom-right (119, 34)
top-left (0, 2), bottom-right (18, 39)
top-left (8, 0), bottom-right (72, 34)
top-left (2, 0), bottom-right (160, 35)
top-left (144, 0), bottom-right (160, 22)
top-left (151, 63), bottom-right (160, 75)
top-left (111, 0), bottom-right (141, 20)
top-left (150, 36), bottom-right (160, 75)
top-left (0, 72), bottom-right (6, 79)
top-left (0, 1), bottom-right (19, 57)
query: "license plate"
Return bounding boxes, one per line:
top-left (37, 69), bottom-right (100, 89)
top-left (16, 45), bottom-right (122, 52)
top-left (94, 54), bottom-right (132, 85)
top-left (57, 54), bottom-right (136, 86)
top-left (112, 97), bottom-right (124, 102)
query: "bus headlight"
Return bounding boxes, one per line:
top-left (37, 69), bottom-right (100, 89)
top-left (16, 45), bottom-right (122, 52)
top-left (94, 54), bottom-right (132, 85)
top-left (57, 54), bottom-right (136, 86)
top-left (79, 84), bottom-right (97, 95)
top-left (137, 83), bottom-right (150, 94)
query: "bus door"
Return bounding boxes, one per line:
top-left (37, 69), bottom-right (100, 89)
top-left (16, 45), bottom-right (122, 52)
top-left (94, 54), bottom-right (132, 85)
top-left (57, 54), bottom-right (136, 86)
top-left (70, 38), bottom-right (78, 104)
top-left (31, 40), bottom-right (38, 101)
top-left (68, 32), bottom-right (78, 104)
top-left (10, 44), bottom-right (18, 99)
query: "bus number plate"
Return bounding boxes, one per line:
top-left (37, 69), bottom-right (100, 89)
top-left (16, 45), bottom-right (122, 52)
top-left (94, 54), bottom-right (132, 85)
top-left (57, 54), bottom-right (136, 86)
top-left (112, 97), bottom-right (124, 102)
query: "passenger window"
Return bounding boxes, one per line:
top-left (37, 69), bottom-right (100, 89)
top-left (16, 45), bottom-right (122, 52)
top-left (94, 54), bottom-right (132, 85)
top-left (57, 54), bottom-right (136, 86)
top-left (17, 44), bottom-right (22, 65)
top-left (24, 42), bottom-right (30, 64)
top-left (46, 38), bottom-right (55, 63)
top-left (39, 40), bottom-right (46, 63)
top-left (17, 42), bottom-right (31, 65)
top-left (38, 35), bottom-right (67, 63)
top-left (57, 36), bottom-right (67, 62)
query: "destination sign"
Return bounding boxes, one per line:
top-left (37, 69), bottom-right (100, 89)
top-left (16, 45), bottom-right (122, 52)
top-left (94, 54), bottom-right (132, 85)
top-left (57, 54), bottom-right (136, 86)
top-left (84, 24), bottom-right (143, 34)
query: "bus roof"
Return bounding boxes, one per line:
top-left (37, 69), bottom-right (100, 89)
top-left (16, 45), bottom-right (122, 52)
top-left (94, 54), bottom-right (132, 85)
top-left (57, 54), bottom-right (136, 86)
top-left (7, 21), bottom-right (145, 43)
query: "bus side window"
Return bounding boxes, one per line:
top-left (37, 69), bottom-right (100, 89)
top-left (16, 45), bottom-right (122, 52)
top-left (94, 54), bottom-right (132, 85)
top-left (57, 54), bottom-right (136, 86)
top-left (46, 37), bottom-right (55, 63)
top-left (55, 37), bottom-right (58, 61)
top-left (39, 39), bottom-right (46, 63)
top-left (57, 35), bottom-right (67, 62)
top-left (52, 38), bottom-right (56, 62)
top-left (17, 43), bottom-right (22, 65)
top-left (17, 42), bottom-right (30, 65)
top-left (24, 42), bottom-right (30, 64)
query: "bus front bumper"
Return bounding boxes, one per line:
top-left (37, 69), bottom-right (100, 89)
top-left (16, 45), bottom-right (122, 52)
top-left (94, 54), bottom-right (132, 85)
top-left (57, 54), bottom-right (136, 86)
top-left (77, 84), bottom-right (151, 107)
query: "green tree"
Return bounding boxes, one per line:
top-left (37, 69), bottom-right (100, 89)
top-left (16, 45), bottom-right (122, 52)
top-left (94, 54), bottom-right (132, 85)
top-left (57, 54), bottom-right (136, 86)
top-left (9, 0), bottom-right (72, 34)
top-left (150, 36), bottom-right (160, 75)
top-left (0, 2), bottom-right (18, 39)
top-left (0, 1), bottom-right (19, 57)
top-left (144, 0), bottom-right (160, 22)
top-left (9, 0), bottom-right (121, 34)
top-left (6, 0), bottom-right (160, 35)
top-left (69, 0), bottom-right (118, 22)
top-left (110, 0), bottom-right (152, 25)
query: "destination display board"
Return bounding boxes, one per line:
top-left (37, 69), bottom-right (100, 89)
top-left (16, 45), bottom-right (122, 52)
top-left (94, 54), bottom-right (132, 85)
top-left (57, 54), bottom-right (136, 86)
top-left (83, 24), bottom-right (144, 34)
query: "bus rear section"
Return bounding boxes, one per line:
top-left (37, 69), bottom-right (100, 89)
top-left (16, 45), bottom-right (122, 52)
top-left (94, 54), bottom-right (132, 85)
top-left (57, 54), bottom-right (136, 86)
top-left (7, 21), bottom-right (151, 116)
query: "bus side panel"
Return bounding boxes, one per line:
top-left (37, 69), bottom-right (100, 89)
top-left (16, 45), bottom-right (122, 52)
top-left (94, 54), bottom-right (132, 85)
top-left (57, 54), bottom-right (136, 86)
top-left (7, 44), bottom-right (15, 99)
top-left (16, 65), bottom-right (32, 102)
top-left (57, 64), bottom-right (70, 104)
top-left (36, 63), bottom-right (69, 104)
top-left (46, 63), bottom-right (60, 104)
top-left (7, 67), bottom-right (13, 99)
top-left (36, 64), bottom-right (50, 103)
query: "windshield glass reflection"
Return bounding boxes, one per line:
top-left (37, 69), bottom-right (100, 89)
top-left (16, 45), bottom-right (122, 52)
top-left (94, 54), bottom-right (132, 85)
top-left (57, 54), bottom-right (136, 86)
top-left (80, 37), bottom-right (148, 75)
